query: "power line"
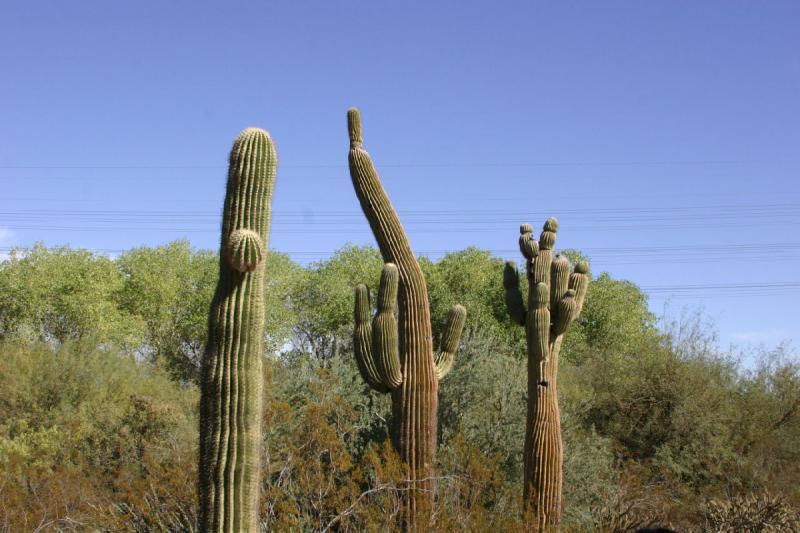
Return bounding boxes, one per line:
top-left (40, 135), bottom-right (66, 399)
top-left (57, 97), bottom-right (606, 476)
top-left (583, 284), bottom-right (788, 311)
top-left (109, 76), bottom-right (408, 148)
top-left (1, 244), bottom-right (796, 298)
top-left (1, 219), bottom-right (797, 233)
top-left (0, 201), bottom-right (796, 215)
top-left (0, 203), bottom-right (797, 230)
top-left (642, 282), bottom-right (800, 292)
top-left (1, 245), bottom-right (798, 268)
top-left (1, 158), bottom-right (798, 170)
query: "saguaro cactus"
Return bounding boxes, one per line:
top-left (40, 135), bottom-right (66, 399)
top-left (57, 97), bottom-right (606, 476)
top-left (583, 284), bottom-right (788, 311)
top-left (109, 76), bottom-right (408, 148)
top-left (348, 107), bottom-right (467, 525)
top-left (199, 128), bottom-right (277, 533)
top-left (504, 219), bottom-right (589, 530)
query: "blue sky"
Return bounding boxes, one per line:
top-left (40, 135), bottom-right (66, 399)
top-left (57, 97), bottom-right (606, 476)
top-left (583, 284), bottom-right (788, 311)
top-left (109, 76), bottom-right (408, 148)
top-left (1, 1), bottom-right (798, 351)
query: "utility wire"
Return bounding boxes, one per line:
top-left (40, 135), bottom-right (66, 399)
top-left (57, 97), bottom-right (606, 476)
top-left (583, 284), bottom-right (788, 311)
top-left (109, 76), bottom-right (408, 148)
top-left (2, 158), bottom-right (798, 170)
top-left (2, 201), bottom-right (799, 212)
top-left (1, 244), bottom-right (797, 298)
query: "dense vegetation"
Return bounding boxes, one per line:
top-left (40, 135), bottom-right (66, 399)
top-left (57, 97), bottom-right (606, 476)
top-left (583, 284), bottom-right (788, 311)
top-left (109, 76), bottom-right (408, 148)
top-left (1, 241), bottom-right (798, 532)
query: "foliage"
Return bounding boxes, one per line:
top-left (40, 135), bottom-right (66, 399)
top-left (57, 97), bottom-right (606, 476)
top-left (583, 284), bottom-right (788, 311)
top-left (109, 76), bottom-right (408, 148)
top-left (116, 241), bottom-right (217, 382)
top-left (705, 493), bottom-right (800, 532)
top-left (0, 243), bottom-right (798, 531)
top-left (0, 245), bottom-right (144, 347)
top-left (0, 340), bottom-right (197, 532)
top-left (289, 244), bottom-right (383, 360)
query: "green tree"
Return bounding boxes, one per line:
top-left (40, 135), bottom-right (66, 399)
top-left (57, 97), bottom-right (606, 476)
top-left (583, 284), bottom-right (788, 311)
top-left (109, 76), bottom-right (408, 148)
top-left (115, 241), bottom-right (302, 382)
top-left (290, 245), bottom-right (383, 361)
top-left (116, 241), bottom-right (217, 381)
top-left (0, 245), bottom-right (143, 347)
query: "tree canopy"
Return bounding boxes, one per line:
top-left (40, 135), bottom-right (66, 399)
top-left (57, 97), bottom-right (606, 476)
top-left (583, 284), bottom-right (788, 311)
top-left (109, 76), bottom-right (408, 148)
top-left (0, 241), bottom-right (797, 531)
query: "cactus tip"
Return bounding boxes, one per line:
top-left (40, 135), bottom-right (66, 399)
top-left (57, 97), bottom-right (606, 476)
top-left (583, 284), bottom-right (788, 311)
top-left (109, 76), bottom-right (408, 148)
top-left (520, 223), bottom-right (533, 235)
top-left (575, 261), bottom-right (589, 274)
top-left (238, 126), bottom-right (269, 138)
top-left (544, 217), bottom-right (559, 232)
top-left (347, 107), bottom-right (363, 145)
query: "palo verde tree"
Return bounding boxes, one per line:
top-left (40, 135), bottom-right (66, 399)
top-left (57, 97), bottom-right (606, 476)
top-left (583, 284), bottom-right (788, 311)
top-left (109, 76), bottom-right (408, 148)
top-left (198, 128), bottom-right (277, 533)
top-left (347, 107), bottom-right (467, 527)
top-left (503, 219), bottom-right (589, 530)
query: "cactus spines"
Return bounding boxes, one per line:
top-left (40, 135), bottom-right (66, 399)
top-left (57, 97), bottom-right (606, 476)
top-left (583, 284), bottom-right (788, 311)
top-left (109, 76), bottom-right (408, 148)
top-left (372, 263), bottom-right (403, 388)
top-left (347, 107), bottom-right (466, 526)
top-left (533, 219), bottom-right (557, 287)
top-left (504, 218), bottom-right (589, 530)
top-left (434, 304), bottom-right (468, 380)
top-left (225, 228), bottom-right (265, 273)
top-left (504, 261), bottom-right (527, 326)
top-left (550, 254), bottom-right (571, 309)
top-left (199, 128), bottom-right (277, 533)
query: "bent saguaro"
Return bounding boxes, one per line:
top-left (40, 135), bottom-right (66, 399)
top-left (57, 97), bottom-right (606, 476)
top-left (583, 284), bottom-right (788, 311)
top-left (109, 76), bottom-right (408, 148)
top-left (347, 108), bottom-right (467, 527)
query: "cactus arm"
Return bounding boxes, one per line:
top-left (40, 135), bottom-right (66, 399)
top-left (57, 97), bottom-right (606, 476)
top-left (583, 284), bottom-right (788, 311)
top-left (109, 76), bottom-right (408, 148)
top-left (434, 304), bottom-right (467, 380)
top-left (550, 254), bottom-right (571, 313)
top-left (503, 261), bottom-right (527, 326)
top-left (569, 261), bottom-right (590, 316)
top-left (373, 264), bottom-right (403, 388)
top-left (354, 285), bottom-right (390, 393)
top-left (528, 282), bottom-right (551, 364)
top-left (552, 289), bottom-right (577, 338)
top-left (533, 218), bottom-right (558, 287)
top-left (519, 225), bottom-right (539, 256)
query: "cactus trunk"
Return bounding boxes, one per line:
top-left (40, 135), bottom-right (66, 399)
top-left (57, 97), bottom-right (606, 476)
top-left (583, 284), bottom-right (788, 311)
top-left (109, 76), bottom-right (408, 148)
top-left (504, 220), bottom-right (589, 530)
top-left (347, 108), bottom-right (466, 529)
top-left (199, 128), bottom-right (277, 533)
top-left (523, 326), bottom-right (564, 530)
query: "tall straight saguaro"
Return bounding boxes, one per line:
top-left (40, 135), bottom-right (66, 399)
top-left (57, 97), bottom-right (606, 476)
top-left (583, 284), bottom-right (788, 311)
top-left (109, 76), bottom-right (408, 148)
top-left (199, 128), bottom-right (277, 533)
top-left (347, 108), bottom-right (467, 528)
top-left (504, 219), bottom-right (589, 530)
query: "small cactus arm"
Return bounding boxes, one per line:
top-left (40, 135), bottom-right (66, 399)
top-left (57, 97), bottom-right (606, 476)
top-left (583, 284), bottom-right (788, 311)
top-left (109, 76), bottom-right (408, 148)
top-left (504, 219), bottom-right (589, 530)
top-left (198, 128), bottom-right (277, 533)
top-left (347, 107), bottom-right (467, 526)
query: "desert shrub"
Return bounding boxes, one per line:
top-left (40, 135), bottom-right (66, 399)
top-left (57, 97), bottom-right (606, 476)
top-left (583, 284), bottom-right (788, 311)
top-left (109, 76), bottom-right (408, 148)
top-left (704, 493), bottom-right (800, 533)
top-left (1, 244), bottom-right (798, 530)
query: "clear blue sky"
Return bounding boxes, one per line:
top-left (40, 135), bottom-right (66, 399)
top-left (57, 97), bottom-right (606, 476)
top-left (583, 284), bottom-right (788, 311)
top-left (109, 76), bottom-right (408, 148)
top-left (1, 1), bottom-right (798, 351)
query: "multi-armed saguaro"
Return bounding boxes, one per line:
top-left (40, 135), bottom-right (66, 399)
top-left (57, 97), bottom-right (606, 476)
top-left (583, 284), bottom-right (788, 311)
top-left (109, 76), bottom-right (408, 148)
top-left (199, 128), bottom-right (277, 533)
top-left (503, 219), bottom-right (589, 531)
top-left (347, 107), bottom-right (467, 524)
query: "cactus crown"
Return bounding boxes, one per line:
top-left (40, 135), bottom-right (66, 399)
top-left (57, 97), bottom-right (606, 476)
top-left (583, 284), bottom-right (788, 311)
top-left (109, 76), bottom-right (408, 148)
top-left (504, 216), bottom-right (590, 341)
